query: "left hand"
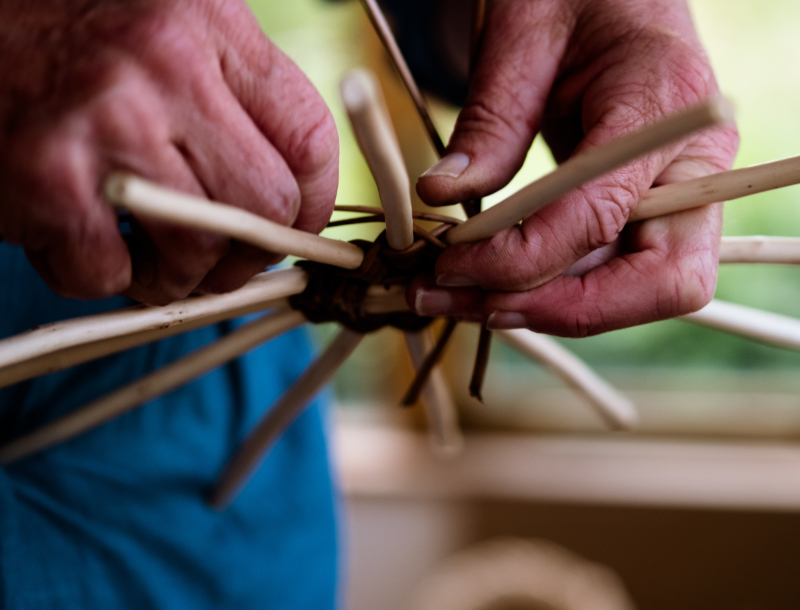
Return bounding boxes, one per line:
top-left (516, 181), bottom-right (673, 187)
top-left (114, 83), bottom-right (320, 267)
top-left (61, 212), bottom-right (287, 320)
top-left (409, 0), bottom-right (738, 337)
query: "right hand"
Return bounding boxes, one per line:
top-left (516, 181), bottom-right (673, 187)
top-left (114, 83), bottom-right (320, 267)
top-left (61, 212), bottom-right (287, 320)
top-left (0, 0), bottom-right (338, 305)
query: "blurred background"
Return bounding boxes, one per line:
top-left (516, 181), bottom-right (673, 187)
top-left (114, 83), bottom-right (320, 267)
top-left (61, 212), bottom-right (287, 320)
top-left (246, 1), bottom-right (800, 608)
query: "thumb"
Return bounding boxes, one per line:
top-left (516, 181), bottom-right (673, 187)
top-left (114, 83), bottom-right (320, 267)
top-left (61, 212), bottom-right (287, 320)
top-left (416, 0), bottom-right (571, 206)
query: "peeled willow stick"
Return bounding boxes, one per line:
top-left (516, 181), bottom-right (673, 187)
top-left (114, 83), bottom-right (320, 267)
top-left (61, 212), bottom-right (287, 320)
top-left (105, 174), bottom-right (365, 270)
top-left (631, 155), bottom-right (800, 221)
top-left (447, 98), bottom-right (734, 245)
top-left (681, 299), bottom-right (800, 351)
top-left (404, 328), bottom-right (464, 457)
top-left (211, 328), bottom-right (364, 509)
top-left (496, 329), bottom-right (638, 430)
top-left (341, 68), bottom-right (414, 251)
top-left (341, 70), bottom-right (463, 455)
top-left (0, 308), bottom-right (306, 465)
top-left (0, 268), bottom-right (309, 390)
top-left (719, 236), bottom-right (800, 264)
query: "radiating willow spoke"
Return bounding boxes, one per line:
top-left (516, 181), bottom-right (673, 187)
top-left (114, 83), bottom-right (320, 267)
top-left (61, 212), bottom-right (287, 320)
top-left (446, 98), bottom-right (734, 244)
top-left (342, 68), bottom-right (464, 453)
top-left (719, 236), bottom-right (800, 264)
top-left (211, 328), bottom-right (364, 509)
top-left (0, 308), bottom-right (306, 465)
top-left (681, 299), bottom-right (800, 351)
top-left (404, 328), bottom-right (464, 456)
top-left (0, 268), bottom-right (309, 390)
top-left (341, 68), bottom-right (415, 250)
top-left (631, 155), bottom-right (800, 221)
top-left (105, 174), bottom-right (365, 269)
top-left (496, 329), bottom-right (639, 430)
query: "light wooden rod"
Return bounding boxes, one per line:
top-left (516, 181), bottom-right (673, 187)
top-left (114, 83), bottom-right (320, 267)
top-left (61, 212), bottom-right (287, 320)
top-left (719, 236), bottom-right (800, 264)
top-left (681, 299), bottom-right (800, 351)
top-left (446, 98), bottom-right (733, 245)
top-left (0, 268), bottom-right (309, 389)
top-left (341, 69), bottom-right (415, 251)
top-left (341, 77), bottom-right (462, 456)
top-left (0, 308), bottom-right (306, 465)
top-left (631, 155), bottom-right (800, 222)
top-left (496, 329), bottom-right (639, 430)
top-left (404, 328), bottom-right (464, 457)
top-left (105, 174), bottom-right (365, 270)
top-left (211, 327), bottom-right (364, 509)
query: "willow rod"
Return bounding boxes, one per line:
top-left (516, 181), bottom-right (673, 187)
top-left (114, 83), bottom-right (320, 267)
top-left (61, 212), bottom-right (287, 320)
top-left (0, 308), bottom-right (306, 465)
top-left (681, 299), bottom-right (800, 351)
top-left (105, 174), bottom-right (365, 270)
top-left (446, 98), bottom-right (734, 244)
top-left (211, 328), bottom-right (364, 509)
top-left (496, 329), bottom-right (639, 430)
top-left (0, 268), bottom-right (309, 389)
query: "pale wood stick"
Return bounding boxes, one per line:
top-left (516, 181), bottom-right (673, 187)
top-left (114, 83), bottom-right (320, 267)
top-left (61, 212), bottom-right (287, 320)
top-left (0, 300), bottom-right (289, 390)
top-left (359, 0), bottom-right (446, 157)
top-left (404, 329), bottom-right (464, 457)
top-left (341, 69), bottom-right (415, 251)
top-left (0, 268), bottom-right (308, 387)
top-left (720, 236), bottom-right (800, 264)
top-left (446, 98), bottom-right (734, 245)
top-left (681, 299), bottom-right (800, 351)
top-left (362, 284), bottom-right (410, 314)
top-left (105, 174), bottom-right (365, 270)
top-left (631, 155), bottom-right (800, 222)
top-left (0, 308), bottom-right (306, 465)
top-left (211, 328), bottom-right (364, 509)
top-left (496, 329), bottom-right (638, 430)
top-left (341, 78), bottom-right (464, 455)
top-left (0, 281), bottom-right (407, 390)
top-left (341, 77), bottom-right (463, 457)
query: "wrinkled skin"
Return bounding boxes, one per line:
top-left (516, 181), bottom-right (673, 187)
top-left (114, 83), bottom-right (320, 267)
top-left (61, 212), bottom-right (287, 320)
top-left (410, 0), bottom-right (739, 337)
top-left (0, 0), bottom-right (338, 305)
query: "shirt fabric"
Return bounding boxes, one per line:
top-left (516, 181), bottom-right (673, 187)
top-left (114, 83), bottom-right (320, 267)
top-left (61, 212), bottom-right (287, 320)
top-left (0, 243), bottom-right (339, 609)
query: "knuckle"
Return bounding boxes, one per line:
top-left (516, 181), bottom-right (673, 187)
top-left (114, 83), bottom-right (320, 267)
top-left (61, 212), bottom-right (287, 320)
top-left (581, 177), bottom-right (638, 248)
top-left (284, 109), bottom-right (339, 178)
top-left (265, 180), bottom-right (301, 227)
top-left (668, 249), bottom-right (718, 316)
top-left (455, 97), bottom-right (531, 149)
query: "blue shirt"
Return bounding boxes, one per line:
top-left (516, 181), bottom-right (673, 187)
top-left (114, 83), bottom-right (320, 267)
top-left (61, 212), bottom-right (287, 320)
top-left (0, 243), bottom-right (339, 609)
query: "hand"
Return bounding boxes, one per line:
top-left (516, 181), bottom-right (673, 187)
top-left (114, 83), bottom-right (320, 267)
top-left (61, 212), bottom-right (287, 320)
top-left (0, 0), bottom-right (338, 305)
top-left (411, 0), bottom-right (738, 336)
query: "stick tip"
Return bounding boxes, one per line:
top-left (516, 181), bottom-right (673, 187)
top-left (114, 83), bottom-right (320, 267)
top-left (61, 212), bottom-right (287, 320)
top-left (340, 68), bottom-right (379, 112)
top-left (607, 398), bottom-right (639, 431)
top-left (706, 95), bottom-right (736, 126)
top-left (103, 171), bottom-right (134, 206)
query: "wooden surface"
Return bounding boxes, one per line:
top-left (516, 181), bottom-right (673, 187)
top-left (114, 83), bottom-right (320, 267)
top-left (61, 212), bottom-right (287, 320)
top-left (336, 420), bottom-right (800, 511)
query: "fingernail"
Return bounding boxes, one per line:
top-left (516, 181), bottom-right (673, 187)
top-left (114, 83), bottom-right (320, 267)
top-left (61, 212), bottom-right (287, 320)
top-left (437, 274), bottom-right (477, 287)
top-left (486, 311), bottom-right (528, 330)
top-left (420, 152), bottom-right (470, 178)
top-left (415, 288), bottom-right (454, 316)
